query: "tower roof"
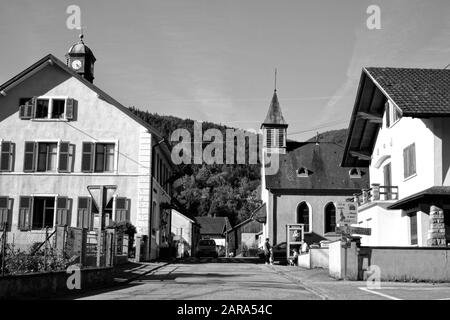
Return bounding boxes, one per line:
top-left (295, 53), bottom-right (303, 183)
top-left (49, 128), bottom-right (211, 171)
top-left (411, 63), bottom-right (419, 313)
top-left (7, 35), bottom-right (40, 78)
top-left (262, 90), bottom-right (287, 127)
top-left (67, 34), bottom-right (96, 61)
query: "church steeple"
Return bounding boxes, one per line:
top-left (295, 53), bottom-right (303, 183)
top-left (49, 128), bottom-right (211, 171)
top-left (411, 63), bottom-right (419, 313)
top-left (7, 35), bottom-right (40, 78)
top-left (66, 33), bottom-right (96, 83)
top-left (261, 87), bottom-right (288, 154)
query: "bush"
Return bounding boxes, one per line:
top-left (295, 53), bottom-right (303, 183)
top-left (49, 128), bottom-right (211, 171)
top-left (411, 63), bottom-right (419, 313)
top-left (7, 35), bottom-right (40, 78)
top-left (3, 246), bottom-right (74, 275)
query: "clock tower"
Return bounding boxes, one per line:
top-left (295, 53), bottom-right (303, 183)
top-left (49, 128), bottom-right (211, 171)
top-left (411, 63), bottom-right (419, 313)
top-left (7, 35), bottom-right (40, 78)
top-left (66, 34), bottom-right (96, 83)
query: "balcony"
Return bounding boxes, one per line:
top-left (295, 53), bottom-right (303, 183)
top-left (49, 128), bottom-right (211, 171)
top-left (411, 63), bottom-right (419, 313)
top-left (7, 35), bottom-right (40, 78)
top-left (348, 184), bottom-right (399, 206)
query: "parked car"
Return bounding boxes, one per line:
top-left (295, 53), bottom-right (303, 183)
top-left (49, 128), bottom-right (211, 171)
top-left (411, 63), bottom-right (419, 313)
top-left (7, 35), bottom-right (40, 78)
top-left (258, 242), bottom-right (301, 263)
top-left (196, 239), bottom-right (218, 258)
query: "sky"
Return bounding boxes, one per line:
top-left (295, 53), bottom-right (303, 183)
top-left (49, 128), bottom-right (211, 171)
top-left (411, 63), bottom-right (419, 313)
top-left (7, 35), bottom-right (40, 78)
top-left (1, 0), bottom-right (450, 140)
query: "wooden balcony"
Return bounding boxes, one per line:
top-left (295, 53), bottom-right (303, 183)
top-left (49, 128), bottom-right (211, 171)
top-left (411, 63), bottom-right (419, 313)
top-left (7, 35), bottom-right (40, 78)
top-left (348, 184), bottom-right (399, 206)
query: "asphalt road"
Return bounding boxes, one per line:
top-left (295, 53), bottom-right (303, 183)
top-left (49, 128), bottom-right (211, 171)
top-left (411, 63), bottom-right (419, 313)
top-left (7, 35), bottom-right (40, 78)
top-left (76, 261), bottom-right (324, 300)
top-left (72, 260), bottom-right (450, 300)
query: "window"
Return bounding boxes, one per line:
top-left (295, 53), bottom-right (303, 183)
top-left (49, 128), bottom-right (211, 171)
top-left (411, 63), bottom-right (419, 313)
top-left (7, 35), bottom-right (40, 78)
top-left (297, 202), bottom-right (310, 232)
top-left (23, 141), bottom-right (73, 173)
top-left (403, 143), bottom-right (416, 179)
top-left (297, 167), bottom-right (310, 177)
top-left (19, 97), bottom-right (75, 121)
top-left (265, 128), bottom-right (285, 148)
top-left (32, 197), bottom-right (55, 230)
top-left (37, 143), bottom-right (57, 172)
top-left (324, 202), bottom-right (336, 233)
top-left (35, 99), bottom-right (49, 119)
top-left (81, 142), bottom-right (115, 173)
top-left (349, 168), bottom-right (362, 179)
top-left (0, 197), bottom-right (10, 230)
top-left (115, 197), bottom-right (130, 222)
top-left (410, 212), bottom-right (418, 245)
top-left (0, 141), bottom-right (14, 172)
top-left (51, 99), bottom-right (65, 119)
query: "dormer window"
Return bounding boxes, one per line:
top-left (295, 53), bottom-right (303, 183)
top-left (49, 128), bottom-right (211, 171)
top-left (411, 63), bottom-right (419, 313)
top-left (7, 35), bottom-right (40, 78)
top-left (349, 168), bottom-right (362, 179)
top-left (297, 167), bottom-right (310, 177)
top-left (19, 97), bottom-right (75, 121)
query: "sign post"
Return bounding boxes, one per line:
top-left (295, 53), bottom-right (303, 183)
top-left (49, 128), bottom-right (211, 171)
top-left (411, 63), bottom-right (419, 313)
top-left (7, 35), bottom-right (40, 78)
top-left (87, 185), bottom-right (117, 267)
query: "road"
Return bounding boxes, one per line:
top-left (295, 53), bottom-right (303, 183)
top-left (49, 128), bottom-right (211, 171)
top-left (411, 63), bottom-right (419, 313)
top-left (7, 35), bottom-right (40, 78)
top-left (76, 261), bottom-right (324, 300)
top-left (72, 260), bottom-right (450, 300)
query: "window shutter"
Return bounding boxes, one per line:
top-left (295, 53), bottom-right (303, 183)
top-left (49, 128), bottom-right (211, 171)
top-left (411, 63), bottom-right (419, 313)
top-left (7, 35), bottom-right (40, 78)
top-left (18, 196), bottom-right (32, 231)
top-left (115, 197), bottom-right (129, 222)
top-left (56, 197), bottom-right (70, 226)
top-left (81, 142), bottom-right (94, 172)
top-left (0, 197), bottom-right (9, 230)
top-left (23, 141), bottom-right (36, 172)
top-left (66, 98), bottom-right (75, 120)
top-left (0, 141), bottom-right (13, 172)
top-left (58, 142), bottom-right (70, 173)
top-left (410, 144), bottom-right (416, 176)
top-left (385, 102), bottom-right (391, 127)
top-left (19, 104), bottom-right (27, 119)
top-left (28, 97), bottom-right (37, 119)
top-left (77, 197), bottom-right (92, 230)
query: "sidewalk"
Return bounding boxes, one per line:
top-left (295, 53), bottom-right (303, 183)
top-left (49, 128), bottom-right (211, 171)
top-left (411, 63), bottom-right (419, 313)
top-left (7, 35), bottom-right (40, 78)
top-left (268, 264), bottom-right (450, 300)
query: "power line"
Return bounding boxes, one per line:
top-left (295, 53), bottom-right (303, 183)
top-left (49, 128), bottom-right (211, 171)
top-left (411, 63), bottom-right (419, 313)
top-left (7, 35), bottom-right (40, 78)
top-left (288, 120), bottom-right (348, 136)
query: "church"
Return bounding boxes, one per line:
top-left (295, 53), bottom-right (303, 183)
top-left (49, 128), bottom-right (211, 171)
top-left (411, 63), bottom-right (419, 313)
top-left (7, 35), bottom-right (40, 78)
top-left (260, 89), bottom-right (369, 248)
top-left (0, 35), bottom-right (174, 261)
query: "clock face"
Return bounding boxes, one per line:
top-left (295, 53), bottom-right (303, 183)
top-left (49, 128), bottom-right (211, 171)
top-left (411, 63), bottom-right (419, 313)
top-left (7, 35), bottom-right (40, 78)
top-left (71, 59), bottom-right (82, 70)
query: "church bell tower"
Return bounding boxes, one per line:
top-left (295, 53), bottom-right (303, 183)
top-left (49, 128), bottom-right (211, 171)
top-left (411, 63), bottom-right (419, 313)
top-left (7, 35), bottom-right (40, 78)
top-left (66, 34), bottom-right (96, 83)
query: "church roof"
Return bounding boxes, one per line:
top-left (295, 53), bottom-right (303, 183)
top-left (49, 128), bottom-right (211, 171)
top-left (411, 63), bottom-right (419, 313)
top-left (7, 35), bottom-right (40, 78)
top-left (265, 129), bottom-right (369, 194)
top-left (262, 91), bottom-right (287, 127)
top-left (67, 35), bottom-right (96, 60)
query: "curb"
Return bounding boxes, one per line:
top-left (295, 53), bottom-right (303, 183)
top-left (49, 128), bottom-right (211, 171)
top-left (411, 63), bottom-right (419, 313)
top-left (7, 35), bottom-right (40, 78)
top-left (268, 265), bottom-right (330, 300)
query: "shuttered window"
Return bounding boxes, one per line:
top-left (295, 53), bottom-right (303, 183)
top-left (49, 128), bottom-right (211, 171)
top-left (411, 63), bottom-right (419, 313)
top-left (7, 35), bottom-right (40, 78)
top-left (0, 197), bottom-right (9, 230)
top-left (115, 197), bottom-right (130, 222)
top-left (18, 196), bottom-right (32, 231)
top-left (403, 143), bottom-right (416, 179)
top-left (82, 142), bottom-right (115, 173)
top-left (58, 142), bottom-right (73, 173)
top-left (55, 197), bottom-right (70, 226)
top-left (18, 97), bottom-right (75, 120)
top-left (0, 141), bottom-right (14, 172)
top-left (77, 197), bottom-right (92, 230)
top-left (23, 141), bottom-right (36, 172)
top-left (81, 142), bottom-right (94, 172)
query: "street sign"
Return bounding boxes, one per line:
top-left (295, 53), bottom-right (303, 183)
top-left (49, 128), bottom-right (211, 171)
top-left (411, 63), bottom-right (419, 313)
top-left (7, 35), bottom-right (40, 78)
top-left (336, 225), bottom-right (372, 236)
top-left (336, 202), bottom-right (358, 225)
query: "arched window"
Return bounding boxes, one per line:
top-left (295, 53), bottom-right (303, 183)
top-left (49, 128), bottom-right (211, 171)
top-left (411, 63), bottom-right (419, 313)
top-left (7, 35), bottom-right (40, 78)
top-left (297, 202), bottom-right (310, 232)
top-left (324, 202), bottom-right (336, 233)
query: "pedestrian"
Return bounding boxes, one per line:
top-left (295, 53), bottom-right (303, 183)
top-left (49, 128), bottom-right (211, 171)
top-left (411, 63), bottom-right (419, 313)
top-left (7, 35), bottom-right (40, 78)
top-left (264, 238), bottom-right (271, 265)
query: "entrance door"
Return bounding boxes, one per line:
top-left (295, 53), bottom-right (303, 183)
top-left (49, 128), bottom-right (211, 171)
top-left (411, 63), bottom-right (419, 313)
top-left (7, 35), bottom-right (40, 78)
top-left (383, 163), bottom-right (392, 200)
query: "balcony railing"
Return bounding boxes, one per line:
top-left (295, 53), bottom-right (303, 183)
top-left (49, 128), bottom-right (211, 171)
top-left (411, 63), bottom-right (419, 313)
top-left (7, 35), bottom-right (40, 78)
top-left (348, 184), bottom-right (398, 205)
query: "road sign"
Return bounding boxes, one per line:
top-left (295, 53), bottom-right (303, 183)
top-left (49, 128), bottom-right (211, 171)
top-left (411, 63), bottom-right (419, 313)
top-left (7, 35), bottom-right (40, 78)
top-left (336, 226), bottom-right (372, 236)
top-left (336, 202), bottom-right (358, 225)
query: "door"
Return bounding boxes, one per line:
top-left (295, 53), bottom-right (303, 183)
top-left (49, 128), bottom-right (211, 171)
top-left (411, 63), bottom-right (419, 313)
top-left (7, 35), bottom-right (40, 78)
top-left (383, 163), bottom-right (392, 200)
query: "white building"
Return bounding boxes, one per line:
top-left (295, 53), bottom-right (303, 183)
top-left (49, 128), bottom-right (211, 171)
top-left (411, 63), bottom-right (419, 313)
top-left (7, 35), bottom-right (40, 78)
top-left (0, 36), bottom-right (174, 260)
top-left (342, 67), bottom-right (450, 247)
